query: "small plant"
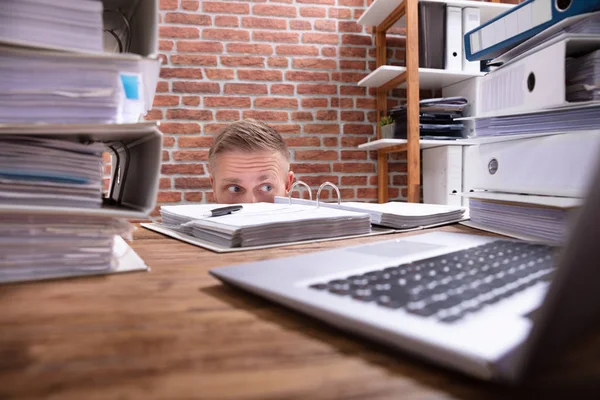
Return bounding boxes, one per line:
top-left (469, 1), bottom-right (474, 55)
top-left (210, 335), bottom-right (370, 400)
top-left (379, 115), bottom-right (394, 126)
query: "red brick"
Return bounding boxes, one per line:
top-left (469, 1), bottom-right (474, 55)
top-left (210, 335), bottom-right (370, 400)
top-left (221, 56), bottom-right (264, 67)
top-left (203, 1), bottom-right (249, 14)
top-left (300, 7), bottom-right (326, 18)
top-left (297, 0), bottom-right (334, 4)
top-left (297, 84), bottom-right (337, 95)
top-left (166, 109), bottom-right (212, 121)
top-left (153, 95), bottom-right (179, 107)
top-left (255, 31), bottom-right (299, 44)
top-left (271, 124), bottom-right (301, 134)
top-left (178, 136), bottom-right (214, 148)
top-left (285, 71), bottom-right (329, 82)
top-left (338, 21), bottom-right (363, 33)
top-left (173, 150), bottom-right (209, 161)
top-left (339, 0), bottom-right (363, 5)
top-left (316, 110), bottom-right (337, 121)
top-left (341, 137), bottom-right (368, 147)
top-left (292, 111), bottom-right (313, 121)
top-left (276, 45), bottom-right (319, 56)
top-left (357, 188), bottom-right (377, 199)
top-left (295, 150), bottom-right (338, 161)
top-left (159, 178), bottom-right (172, 189)
top-left (332, 72), bottom-right (368, 83)
top-left (392, 175), bottom-right (408, 186)
top-left (238, 68), bottom-right (283, 80)
top-left (243, 110), bottom-right (288, 121)
top-left (387, 36), bottom-right (406, 47)
top-left (157, 191), bottom-right (182, 203)
top-left (159, 122), bottom-right (201, 134)
top-left (329, 8), bottom-right (351, 19)
top-left (333, 162), bottom-right (375, 173)
top-left (185, 192), bottom-right (204, 202)
top-left (182, 0), bottom-right (199, 11)
top-left (205, 69), bottom-right (235, 80)
top-left (321, 47), bottom-right (337, 57)
top-left (389, 162), bottom-right (407, 173)
top-left (224, 83), bottom-right (268, 95)
top-left (340, 86), bottom-right (365, 96)
top-left (163, 151), bottom-right (170, 162)
top-left (160, 68), bottom-right (203, 79)
top-left (290, 21), bottom-right (312, 30)
top-left (242, 17), bottom-right (287, 30)
top-left (175, 177), bottom-right (212, 189)
top-left (165, 13), bottom-right (211, 25)
top-left (255, 97), bottom-right (298, 108)
top-left (315, 20), bottom-right (336, 32)
top-left (331, 97), bottom-right (354, 108)
top-left (342, 176), bottom-right (367, 186)
top-left (216, 110), bottom-right (241, 121)
top-left (341, 150), bottom-right (367, 160)
top-left (205, 96), bottom-right (251, 108)
top-left (203, 29), bottom-right (249, 41)
top-left (159, 26), bottom-right (199, 39)
top-left (144, 109), bottom-right (163, 121)
top-left (323, 137), bottom-right (338, 147)
top-left (205, 192), bottom-right (216, 203)
top-left (296, 175), bottom-right (339, 186)
top-left (301, 98), bottom-right (328, 108)
top-left (340, 60), bottom-right (366, 70)
top-left (356, 98), bottom-right (377, 109)
top-left (343, 124), bottom-right (374, 135)
top-left (216, 16), bottom-right (239, 27)
top-left (227, 43), bottom-right (273, 55)
top-left (293, 58), bottom-right (336, 69)
top-left (341, 111), bottom-right (364, 121)
top-left (268, 57), bottom-right (288, 68)
top-left (182, 96), bottom-right (200, 106)
top-left (253, 4), bottom-right (297, 17)
top-left (204, 124), bottom-right (229, 134)
top-left (285, 137), bottom-right (320, 147)
top-left (291, 163), bottom-right (331, 173)
top-left (304, 124), bottom-right (339, 134)
top-left (159, 40), bottom-right (174, 51)
top-left (271, 84), bottom-right (294, 95)
top-left (342, 34), bottom-right (371, 46)
top-left (302, 33), bottom-right (338, 45)
top-left (173, 81), bottom-right (220, 93)
top-left (177, 40), bottom-right (223, 53)
top-left (159, 0), bottom-right (177, 10)
top-left (340, 188), bottom-right (355, 200)
top-left (170, 55), bottom-right (217, 66)
top-left (339, 47), bottom-right (366, 58)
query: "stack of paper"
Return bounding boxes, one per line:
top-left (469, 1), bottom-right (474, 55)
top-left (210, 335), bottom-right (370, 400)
top-left (390, 97), bottom-right (467, 140)
top-left (0, 0), bottom-right (104, 53)
top-left (566, 49), bottom-right (600, 102)
top-left (160, 203), bottom-right (372, 248)
top-left (0, 136), bottom-right (105, 208)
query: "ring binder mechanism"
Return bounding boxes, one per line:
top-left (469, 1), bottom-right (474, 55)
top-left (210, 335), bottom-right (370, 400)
top-left (317, 182), bottom-right (341, 207)
top-left (288, 180), bottom-right (313, 203)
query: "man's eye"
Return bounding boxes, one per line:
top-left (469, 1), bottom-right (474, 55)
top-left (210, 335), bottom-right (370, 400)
top-left (227, 186), bottom-right (242, 193)
top-left (259, 184), bottom-right (273, 192)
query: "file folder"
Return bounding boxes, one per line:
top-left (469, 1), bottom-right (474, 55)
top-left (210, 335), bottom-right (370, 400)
top-left (462, 8), bottom-right (481, 73)
top-left (464, 0), bottom-right (600, 62)
top-left (423, 146), bottom-right (463, 207)
top-left (445, 6), bottom-right (463, 71)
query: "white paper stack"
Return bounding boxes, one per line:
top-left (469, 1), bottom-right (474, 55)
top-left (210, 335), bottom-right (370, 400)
top-left (566, 49), bottom-right (600, 102)
top-left (0, 0), bottom-right (104, 53)
top-left (160, 203), bottom-right (372, 248)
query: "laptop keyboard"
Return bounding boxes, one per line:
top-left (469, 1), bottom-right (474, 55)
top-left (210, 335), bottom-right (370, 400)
top-left (309, 240), bottom-right (556, 323)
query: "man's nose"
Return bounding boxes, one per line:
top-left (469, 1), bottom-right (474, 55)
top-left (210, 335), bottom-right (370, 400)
top-left (239, 192), bottom-right (258, 203)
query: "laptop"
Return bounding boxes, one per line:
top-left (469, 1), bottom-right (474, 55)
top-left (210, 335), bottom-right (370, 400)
top-left (209, 160), bottom-right (600, 382)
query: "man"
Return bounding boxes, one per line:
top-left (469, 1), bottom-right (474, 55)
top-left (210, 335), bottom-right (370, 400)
top-left (208, 119), bottom-right (294, 203)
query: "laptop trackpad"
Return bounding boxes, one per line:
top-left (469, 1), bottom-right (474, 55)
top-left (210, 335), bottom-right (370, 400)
top-left (346, 240), bottom-right (445, 258)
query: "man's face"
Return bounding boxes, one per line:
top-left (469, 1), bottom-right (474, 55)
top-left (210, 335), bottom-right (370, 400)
top-left (210, 150), bottom-right (294, 203)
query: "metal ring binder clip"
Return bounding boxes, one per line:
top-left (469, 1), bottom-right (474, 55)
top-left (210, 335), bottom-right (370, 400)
top-left (288, 180), bottom-right (312, 204)
top-left (316, 182), bottom-right (341, 208)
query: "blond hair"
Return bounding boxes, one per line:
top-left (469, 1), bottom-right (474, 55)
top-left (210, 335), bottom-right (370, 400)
top-left (208, 119), bottom-right (290, 169)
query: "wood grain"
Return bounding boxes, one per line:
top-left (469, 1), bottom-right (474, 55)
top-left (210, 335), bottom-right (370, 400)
top-left (1, 225), bottom-right (600, 399)
top-left (405, 0), bottom-right (420, 203)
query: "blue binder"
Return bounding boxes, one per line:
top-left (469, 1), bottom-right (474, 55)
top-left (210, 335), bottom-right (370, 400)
top-left (464, 0), bottom-right (600, 61)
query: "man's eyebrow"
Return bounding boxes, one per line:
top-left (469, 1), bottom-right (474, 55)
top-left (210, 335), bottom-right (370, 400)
top-left (258, 174), bottom-right (276, 181)
top-left (222, 178), bottom-right (241, 184)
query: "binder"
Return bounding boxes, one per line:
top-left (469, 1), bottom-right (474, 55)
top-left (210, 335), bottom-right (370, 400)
top-left (0, 122), bottom-right (163, 219)
top-left (423, 146), bottom-right (463, 207)
top-left (462, 8), bottom-right (481, 73)
top-left (419, 2), bottom-right (446, 69)
top-left (466, 131), bottom-right (600, 198)
top-left (478, 35), bottom-right (600, 117)
top-left (445, 6), bottom-right (462, 71)
top-left (464, 0), bottom-right (600, 62)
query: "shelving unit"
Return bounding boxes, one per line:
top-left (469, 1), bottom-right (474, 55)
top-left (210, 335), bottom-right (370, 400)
top-left (356, 0), bottom-right (513, 203)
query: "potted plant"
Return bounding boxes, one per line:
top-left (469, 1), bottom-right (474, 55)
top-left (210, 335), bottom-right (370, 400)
top-left (379, 115), bottom-right (395, 139)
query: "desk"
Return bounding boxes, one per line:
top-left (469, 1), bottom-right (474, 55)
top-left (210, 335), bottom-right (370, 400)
top-left (1, 225), bottom-right (600, 399)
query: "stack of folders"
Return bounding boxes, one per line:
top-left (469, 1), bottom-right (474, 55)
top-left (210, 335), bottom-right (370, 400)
top-left (390, 97), bottom-right (467, 140)
top-left (566, 49), bottom-right (600, 101)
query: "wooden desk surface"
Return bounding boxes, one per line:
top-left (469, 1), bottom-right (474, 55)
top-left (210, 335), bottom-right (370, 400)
top-left (1, 225), bottom-right (600, 399)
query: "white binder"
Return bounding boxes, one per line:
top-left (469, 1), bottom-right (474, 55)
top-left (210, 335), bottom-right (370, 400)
top-left (462, 7), bottom-right (481, 73)
top-left (467, 130), bottom-right (600, 198)
top-left (445, 6), bottom-right (463, 71)
top-left (423, 146), bottom-right (463, 207)
top-left (478, 35), bottom-right (600, 117)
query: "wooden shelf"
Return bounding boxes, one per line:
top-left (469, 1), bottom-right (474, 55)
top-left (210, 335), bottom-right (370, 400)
top-left (358, 65), bottom-right (484, 91)
top-left (358, 0), bottom-right (513, 29)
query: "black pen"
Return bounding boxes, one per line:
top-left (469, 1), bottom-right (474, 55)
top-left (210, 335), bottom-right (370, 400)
top-left (203, 205), bottom-right (243, 217)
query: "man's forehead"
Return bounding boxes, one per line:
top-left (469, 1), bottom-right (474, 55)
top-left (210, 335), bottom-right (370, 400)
top-left (212, 150), bottom-right (289, 176)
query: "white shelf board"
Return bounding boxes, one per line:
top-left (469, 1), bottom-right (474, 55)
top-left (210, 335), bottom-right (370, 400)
top-left (358, 0), bottom-right (513, 29)
top-left (358, 65), bottom-right (483, 90)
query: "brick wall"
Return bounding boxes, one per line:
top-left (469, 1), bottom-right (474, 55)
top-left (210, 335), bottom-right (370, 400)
top-left (146, 0), bottom-right (516, 213)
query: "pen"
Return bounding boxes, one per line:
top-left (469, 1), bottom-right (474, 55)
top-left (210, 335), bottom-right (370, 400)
top-left (203, 205), bottom-right (243, 217)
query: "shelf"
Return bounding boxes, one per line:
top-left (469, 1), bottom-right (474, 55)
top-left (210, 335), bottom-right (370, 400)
top-left (358, 0), bottom-right (513, 30)
top-left (358, 65), bottom-right (483, 90)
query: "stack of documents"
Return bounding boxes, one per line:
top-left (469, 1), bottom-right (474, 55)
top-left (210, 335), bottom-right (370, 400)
top-left (0, 136), bottom-right (105, 208)
top-left (0, 0), bottom-right (104, 53)
top-left (159, 203), bottom-right (372, 248)
top-left (566, 49), bottom-right (600, 101)
top-left (391, 97), bottom-right (467, 139)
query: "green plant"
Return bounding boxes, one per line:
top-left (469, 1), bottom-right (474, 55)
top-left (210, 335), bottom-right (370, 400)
top-left (379, 115), bottom-right (393, 126)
